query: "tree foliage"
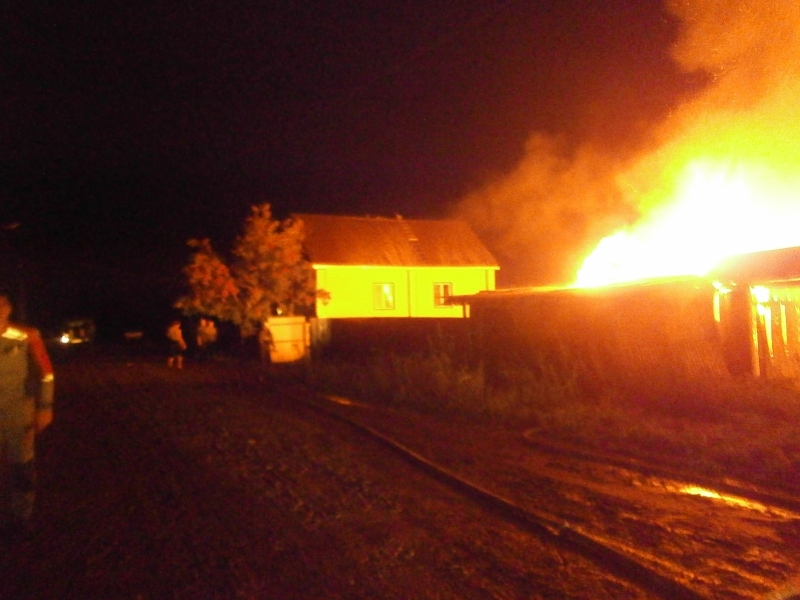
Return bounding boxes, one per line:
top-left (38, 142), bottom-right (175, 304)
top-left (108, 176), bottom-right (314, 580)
top-left (176, 204), bottom-right (315, 336)
top-left (176, 238), bottom-right (240, 323)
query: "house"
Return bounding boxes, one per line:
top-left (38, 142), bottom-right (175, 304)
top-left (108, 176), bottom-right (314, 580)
top-left (294, 214), bottom-right (499, 320)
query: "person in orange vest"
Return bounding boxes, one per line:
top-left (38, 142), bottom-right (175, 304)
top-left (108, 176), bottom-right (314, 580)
top-left (0, 290), bottom-right (54, 539)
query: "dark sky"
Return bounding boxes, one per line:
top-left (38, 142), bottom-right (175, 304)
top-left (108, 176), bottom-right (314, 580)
top-left (1, 0), bottom-right (702, 330)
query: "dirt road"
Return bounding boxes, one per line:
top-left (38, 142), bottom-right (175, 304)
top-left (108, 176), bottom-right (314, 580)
top-left (1, 352), bottom-right (643, 599)
top-left (2, 351), bottom-right (798, 599)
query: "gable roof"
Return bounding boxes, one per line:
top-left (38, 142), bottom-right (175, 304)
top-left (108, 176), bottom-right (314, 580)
top-left (293, 214), bottom-right (499, 268)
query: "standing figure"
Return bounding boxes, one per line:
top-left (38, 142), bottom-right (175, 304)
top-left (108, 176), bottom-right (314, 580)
top-left (0, 290), bottom-right (54, 536)
top-left (166, 320), bottom-right (187, 369)
top-left (205, 320), bottom-right (218, 360)
top-left (258, 324), bottom-right (274, 365)
top-left (199, 318), bottom-right (218, 362)
top-left (196, 318), bottom-right (218, 362)
top-left (195, 318), bottom-right (208, 361)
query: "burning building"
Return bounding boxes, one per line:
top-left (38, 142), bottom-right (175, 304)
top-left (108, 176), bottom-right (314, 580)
top-left (712, 246), bottom-right (800, 379)
top-left (452, 2), bottom-right (800, 386)
top-left (450, 244), bottom-right (800, 391)
top-left (458, 2), bottom-right (800, 291)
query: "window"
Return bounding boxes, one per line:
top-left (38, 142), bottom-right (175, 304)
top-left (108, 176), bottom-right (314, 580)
top-left (373, 283), bottom-right (395, 310)
top-left (434, 282), bottom-right (453, 307)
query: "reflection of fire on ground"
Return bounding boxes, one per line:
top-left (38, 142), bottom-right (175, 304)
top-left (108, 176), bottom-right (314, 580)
top-left (667, 482), bottom-right (800, 520)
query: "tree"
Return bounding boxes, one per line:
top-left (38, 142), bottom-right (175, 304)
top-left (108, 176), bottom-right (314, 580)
top-left (176, 204), bottom-right (316, 337)
top-left (176, 238), bottom-right (240, 323)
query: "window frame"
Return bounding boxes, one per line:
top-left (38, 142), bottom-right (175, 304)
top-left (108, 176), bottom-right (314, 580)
top-left (433, 282), bottom-right (453, 307)
top-left (373, 282), bottom-right (396, 310)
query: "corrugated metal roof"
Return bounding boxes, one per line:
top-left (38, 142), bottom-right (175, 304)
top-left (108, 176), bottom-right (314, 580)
top-left (710, 246), bottom-right (800, 284)
top-left (293, 214), bottom-right (499, 268)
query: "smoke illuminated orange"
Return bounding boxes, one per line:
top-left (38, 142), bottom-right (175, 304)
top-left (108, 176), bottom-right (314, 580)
top-left (570, 0), bottom-right (800, 288)
top-left (457, 2), bottom-right (800, 288)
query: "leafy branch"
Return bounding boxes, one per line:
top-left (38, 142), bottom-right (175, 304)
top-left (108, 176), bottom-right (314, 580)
top-left (175, 204), bottom-right (315, 336)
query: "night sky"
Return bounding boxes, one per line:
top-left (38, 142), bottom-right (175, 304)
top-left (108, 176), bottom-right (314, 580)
top-left (2, 0), bottom-right (705, 333)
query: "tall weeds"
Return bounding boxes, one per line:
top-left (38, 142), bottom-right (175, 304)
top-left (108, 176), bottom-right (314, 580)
top-left (306, 328), bottom-right (800, 491)
top-left (308, 329), bottom-right (584, 422)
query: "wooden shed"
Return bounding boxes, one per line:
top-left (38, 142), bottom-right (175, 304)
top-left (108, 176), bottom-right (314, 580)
top-left (451, 277), bottom-right (731, 393)
top-left (711, 246), bottom-right (800, 378)
top-left (451, 245), bottom-right (800, 385)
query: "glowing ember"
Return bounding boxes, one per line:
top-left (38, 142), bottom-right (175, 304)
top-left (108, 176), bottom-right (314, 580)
top-left (575, 159), bottom-right (800, 287)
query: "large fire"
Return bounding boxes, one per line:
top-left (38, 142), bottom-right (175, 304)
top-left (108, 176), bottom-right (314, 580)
top-left (457, 1), bottom-right (800, 288)
top-left (572, 1), bottom-right (800, 288)
top-left (574, 157), bottom-right (800, 287)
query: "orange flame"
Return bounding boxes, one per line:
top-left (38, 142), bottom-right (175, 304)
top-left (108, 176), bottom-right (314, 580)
top-left (457, 2), bottom-right (800, 288)
top-left (573, 2), bottom-right (800, 288)
top-left (575, 158), bottom-right (800, 286)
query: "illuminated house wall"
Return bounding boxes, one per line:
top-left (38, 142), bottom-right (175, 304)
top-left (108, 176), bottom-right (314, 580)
top-left (313, 265), bottom-right (494, 318)
top-left (295, 214), bottom-right (498, 319)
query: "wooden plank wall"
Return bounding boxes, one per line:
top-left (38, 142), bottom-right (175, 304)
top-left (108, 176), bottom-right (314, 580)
top-left (755, 286), bottom-right (800, 379)
top-left (469, 280), bottom-right (732, 395)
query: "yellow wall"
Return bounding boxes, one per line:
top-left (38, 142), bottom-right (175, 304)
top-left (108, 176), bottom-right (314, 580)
top-left (314, 265), bottom-right (496, 319)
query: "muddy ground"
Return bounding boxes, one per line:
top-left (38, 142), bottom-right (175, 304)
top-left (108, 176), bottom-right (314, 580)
top-left (1, 348), bottom-right (798, 599)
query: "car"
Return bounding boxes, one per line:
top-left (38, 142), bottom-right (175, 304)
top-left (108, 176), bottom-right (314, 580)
top-left (57, 318), bottom-right (96, 345)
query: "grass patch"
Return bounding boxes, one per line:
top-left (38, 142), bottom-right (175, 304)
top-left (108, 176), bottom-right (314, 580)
top-left (308, 334), bottom-right (800, 493)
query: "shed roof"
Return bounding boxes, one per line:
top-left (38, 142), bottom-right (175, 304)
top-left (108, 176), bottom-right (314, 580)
top-left (710, 246), bottom-right (800, 284)
top-left (293, 214), bottom-right (499, 268)
top-left (448, 276), bottom-right (711, 304)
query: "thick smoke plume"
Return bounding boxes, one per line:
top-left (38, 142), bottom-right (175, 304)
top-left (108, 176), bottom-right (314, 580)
top-left (457, 1), bottom-right (800, 286)
top-left (457, 135), bottom-right (636, 284)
